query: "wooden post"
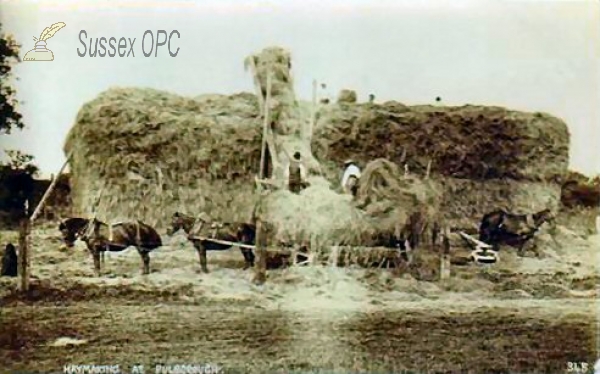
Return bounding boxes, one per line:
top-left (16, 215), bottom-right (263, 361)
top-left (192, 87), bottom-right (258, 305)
top-left (253, 218), bottom-right (267, 285)
top-left (30, 154), bottom-right (71, 223)
top-left (18, 216), bottom-right (30, 292)
top-left (254, 70), bottom-right (273, 285)
top-left (439, 227), bottom-right (451, 280)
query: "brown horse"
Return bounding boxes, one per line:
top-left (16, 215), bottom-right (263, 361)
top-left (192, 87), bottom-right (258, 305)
top-left (60, 217), bottom-right (162, 276)
top-left (478, 208), bottom-right (555, 256)
top-left (167, 212), bottom-right (256, 273)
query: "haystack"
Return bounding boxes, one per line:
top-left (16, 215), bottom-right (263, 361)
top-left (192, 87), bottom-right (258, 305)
top-left (312, 101), bottom-right (569, 222)
top-left (64, 89), bottom-right (262, 227)
top-left (313, 103), bottom-right (569, 182)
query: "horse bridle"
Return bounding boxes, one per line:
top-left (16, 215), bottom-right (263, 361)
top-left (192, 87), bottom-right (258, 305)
top-left (74, 219), bottom-right (94, 241)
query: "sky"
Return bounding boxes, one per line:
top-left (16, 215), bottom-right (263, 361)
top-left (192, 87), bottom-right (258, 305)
top-left (1, 0), bottom-right (599, 178)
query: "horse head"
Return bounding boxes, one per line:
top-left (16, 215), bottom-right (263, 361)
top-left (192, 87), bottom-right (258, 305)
top-left (58, 217), bottom-right (89, 248)
top-left (167, 212), bottom-right (196, 236)
top-left (533, 208), bottom-right (556, 230)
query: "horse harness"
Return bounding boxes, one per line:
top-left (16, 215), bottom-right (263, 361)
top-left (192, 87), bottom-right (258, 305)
top-left (497, 213), bottom-right (540, 240)
top-left (78, 219), bottom-right (142, 251)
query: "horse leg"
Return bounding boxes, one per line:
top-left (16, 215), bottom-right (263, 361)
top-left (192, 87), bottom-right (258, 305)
top-left (196, 244), bottom-right (209, 273)
top-left (91, 248), bottom-right (101, 277)
top-left (517, 242), bottom-right (526, 257)
top-left (137, 249), bottom-right (150, 275)
top-left (432, 222), bottom-right (439, 248)
top-left (240, 248), bottom-right (255, 270)
top-left (101, 251), bottom-right (105, 265)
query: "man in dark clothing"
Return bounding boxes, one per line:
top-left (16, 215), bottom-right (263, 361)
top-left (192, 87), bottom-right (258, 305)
top-left (285, 152), bottom-right (309, 194)
top-left (1, 243), bottom-right (18, 277)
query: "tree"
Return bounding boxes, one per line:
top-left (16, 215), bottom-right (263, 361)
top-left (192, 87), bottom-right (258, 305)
top-left (0, 24), bottom-right (37, 225)
top-left (2, 149), bottom-right (38, 176)
top-left (0, 22), bottom-right (24, 134)
top-left (0, 150), bottom-right (38, 217)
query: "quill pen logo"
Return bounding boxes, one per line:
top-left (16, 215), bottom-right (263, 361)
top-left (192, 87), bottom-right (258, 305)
top-left (23, 22), bottom-right (66, 61)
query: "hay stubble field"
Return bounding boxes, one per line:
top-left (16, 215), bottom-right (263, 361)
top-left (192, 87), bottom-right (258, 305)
top-left (0, 223), bottom-right (598, 374)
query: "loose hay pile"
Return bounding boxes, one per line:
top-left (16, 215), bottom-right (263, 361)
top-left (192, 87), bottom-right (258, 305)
top-left (65, 88), bottom-right (262, 227)
top-left (257, 176), bottom-right (372, 246)
top-left (355, 159), bottom-right (442, 235)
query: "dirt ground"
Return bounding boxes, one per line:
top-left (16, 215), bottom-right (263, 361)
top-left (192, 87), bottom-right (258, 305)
top-left (0, 222), bottom-right (598, 374)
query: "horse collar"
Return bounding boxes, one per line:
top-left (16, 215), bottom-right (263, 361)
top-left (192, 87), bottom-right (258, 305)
top-left (526, 214), bottom-right (535, 229)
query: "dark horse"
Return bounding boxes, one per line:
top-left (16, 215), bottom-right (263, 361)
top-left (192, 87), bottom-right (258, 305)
top-left (59, 217), bottom-right (162, 276)
top-left (167, 212), bottom-right (256, 273)
top-left (59, 217), bottom-right (107, 263)
top-left (478, 208), bottom-right (555, 256)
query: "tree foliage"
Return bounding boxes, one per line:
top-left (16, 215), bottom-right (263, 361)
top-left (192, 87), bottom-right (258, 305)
top-left (0, 150), bottom-right (36, 218)
top-left (0, 22), bottom-right (23, 133)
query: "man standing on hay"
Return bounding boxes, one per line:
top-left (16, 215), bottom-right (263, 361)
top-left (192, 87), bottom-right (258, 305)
top-left (284, 151), bottom-right (309, 194)
top-left (341, 159), bottom-right (361, 197)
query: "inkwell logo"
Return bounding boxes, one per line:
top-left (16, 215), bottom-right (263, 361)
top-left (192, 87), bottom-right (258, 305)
top-left (23, 22), bottom-right (66, 61)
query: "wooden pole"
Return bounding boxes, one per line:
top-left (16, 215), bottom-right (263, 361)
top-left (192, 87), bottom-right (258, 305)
top-left (18, 215), bottom-right (30, 292)
top-left (30, 154), bottom-right (71, 223)
top-left (258, 71), bottom-right (273, 190)
top-left (245, 56), bottom-right (265, 111)
top-left (18, 154), bottom-right (71, 292)
top-left (254, 70), bottom-right (272, 285)
top-left (439, 228), bottom-right (451, 280)
top-left (190, 236), bottom-right (257, 250)
top-left (458, 231), bottom-right (493, 249)
top-left (253, 218), bottom-right (267, 284)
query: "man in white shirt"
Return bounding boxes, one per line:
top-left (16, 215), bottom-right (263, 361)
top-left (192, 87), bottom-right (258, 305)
top-left (341, 160), bottom-right (361, 197)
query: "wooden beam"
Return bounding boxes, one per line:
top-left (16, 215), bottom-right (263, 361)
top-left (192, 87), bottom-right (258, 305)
top-left (189, 236), bottom-right (256, 250)
top-left (30, 154), bottom-right (71, 223)
top-left (258, 71), bottom-right (272, 192)
top-left (458, 231), bottom-right (492, 249)
top-left (18, 217), bottom-right (30, 292)
top-left (245, 55), bottom-right (264, 110)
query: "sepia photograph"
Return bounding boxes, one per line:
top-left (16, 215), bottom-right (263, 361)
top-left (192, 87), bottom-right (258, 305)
top-left (0, 1), bottom-right (599, 373)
